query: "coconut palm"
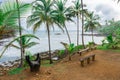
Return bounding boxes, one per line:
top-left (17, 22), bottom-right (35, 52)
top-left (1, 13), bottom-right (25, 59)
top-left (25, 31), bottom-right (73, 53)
top-left (27, 0), bottom-right (64, 64)
top-left (81, 0), bottom-right (85, 48)
top-left (54, 0), bottom-right (74, 44)
top-left (72, 0), bottom-right (87, 46)
top-left (84, 12), bottom-right (101, 43)
top-left (0, 34), bottom-right (39, 58)
top-left (72, 0), bottom-right (81, 46)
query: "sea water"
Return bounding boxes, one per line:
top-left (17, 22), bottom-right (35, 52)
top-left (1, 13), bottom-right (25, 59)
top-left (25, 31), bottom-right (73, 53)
top-left (0, 18), bottom-right (105, 64)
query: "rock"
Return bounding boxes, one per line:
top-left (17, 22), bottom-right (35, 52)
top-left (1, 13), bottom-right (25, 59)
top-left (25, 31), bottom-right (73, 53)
top-left (52, 57), bottom-right (59, 61)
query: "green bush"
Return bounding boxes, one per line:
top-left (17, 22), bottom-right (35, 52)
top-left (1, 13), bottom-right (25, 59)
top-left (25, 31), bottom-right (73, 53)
top-left (8, 68), bottom-right (24, 75)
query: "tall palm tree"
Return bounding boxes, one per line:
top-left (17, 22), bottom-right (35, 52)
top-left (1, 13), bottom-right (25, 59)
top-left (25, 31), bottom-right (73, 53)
top-left (16, 0), bottom-right (24, 67)
top-left (81, 0), bottom-right (85, 48)
top-left (27, 0), bottom-right (64, 64)
top-left (84, 12), bottom-right (101, 43)
top-left (54, 0), bottom-right (73, 44)
top-left (72, 0), bottom-right (81, 46)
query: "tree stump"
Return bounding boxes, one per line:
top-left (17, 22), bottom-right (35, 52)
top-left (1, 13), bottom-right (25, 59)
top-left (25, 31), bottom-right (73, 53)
top-left (26, 53), bottom-right (41, 72)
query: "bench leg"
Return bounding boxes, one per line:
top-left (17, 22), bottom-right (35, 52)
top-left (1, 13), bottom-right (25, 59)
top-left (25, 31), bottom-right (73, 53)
top-left (87, 58), bottom-right (90, 64)
top-left (81, 61), bottom-right (84, 67)
top-left (79, 52), bottom-right (82, 56)
top-left (92, 55), bottom-right (95, 61)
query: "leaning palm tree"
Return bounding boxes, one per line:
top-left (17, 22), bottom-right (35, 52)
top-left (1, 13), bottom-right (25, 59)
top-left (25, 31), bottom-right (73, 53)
top-left (54, 0), bottom-right (73, 44)
top-left (27, 0), bottom-right (64, 64)
top-left (84, 12), bottom-right (101, 43)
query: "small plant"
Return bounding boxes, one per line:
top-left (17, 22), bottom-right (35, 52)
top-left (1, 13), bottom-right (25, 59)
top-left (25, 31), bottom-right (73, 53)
top-left (87, 42), bottom-right (95, 49)
top-left (60, 42), bottom-right (75, 60)
top-left (74, 45), bottom-right (84, 51)
top-left (8, 68), bottom-right (24, 75)
top-left (57, 50), bottom-right (65, 59)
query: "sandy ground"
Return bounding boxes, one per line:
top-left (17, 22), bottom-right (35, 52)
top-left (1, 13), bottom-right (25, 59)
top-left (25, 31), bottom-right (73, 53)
top-left (1, 50), bottom-right (120, 80)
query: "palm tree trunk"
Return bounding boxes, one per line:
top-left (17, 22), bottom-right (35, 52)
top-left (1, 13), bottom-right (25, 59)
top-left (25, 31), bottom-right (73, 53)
top-left (46, 23), bottom-right (53, 64)
top-left (64, 25), bottom-right (71, 44)
top-left (16, 0), bottom-right (23, 67)
top-left (77, 14), bottom-right (79, 46)
top-left (81, 0), bottom-right (85, 49)
top-left (91, 28), bottom-right (94, 43)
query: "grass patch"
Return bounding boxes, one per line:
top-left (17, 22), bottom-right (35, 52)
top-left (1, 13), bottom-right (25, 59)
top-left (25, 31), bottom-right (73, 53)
top-left (97, 45), bottom-right (109, 50)
top-left (110, 49), bottom-right (120, 53)
top-left (41, 60), bottom-right (54, 67)
top-left (8, 68), bottom-right (24, 75)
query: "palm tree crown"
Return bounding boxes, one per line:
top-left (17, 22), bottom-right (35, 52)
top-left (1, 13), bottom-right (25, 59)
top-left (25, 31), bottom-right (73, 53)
top-left (27, 0), bottom-right (66, 64)
top-left (84, 11), bottom-right (101, 43)
top-left (54, 0), bottom-right (74, 44)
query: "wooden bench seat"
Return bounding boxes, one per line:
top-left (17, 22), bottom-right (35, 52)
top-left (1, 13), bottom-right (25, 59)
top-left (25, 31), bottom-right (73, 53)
top-left (77, 48), bottom-right (90, 56)
top-left (79, 54), bottom-right (95, 67)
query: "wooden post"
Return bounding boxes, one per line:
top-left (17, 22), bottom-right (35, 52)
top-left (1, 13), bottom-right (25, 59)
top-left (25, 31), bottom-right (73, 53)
top-left (92, 55), bottom-right (95, 61)
top-left (80, 60), bottom-right (84, 67)
top-left (87, 58), bottom-right (90, 64)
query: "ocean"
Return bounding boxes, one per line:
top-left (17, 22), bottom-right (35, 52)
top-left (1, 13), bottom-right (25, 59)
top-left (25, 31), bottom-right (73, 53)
top-left (0, 18), bottom-right (105, 64)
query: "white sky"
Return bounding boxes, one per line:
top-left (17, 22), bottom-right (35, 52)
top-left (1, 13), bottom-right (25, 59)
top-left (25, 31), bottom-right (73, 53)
top-left (1, 0), bottom-right (120, 22)
top-left (20, 0), bottom-right (120, 22)
top-left (20, 0), bottom-right (120, 30)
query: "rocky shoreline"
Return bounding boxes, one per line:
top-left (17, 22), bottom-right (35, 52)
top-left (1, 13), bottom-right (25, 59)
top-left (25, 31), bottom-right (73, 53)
top-left (83, 33), bottom-right (106, 36)
top-left (0, 49), bottom-right (60, 75)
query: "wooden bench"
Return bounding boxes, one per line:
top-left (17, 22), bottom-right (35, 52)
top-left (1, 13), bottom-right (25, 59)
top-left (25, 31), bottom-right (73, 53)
top-left (79, 54), bottom-right (95, 67)
top-left (77, 48), bottom-right (90, 56)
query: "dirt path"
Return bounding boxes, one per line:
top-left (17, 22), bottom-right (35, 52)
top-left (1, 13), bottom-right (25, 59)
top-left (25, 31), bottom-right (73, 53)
top-left (1, 50), bottom-right (120, 80)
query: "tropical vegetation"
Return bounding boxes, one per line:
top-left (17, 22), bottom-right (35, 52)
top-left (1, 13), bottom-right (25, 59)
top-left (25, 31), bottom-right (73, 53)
top-left (0, 0), bottom-right (30, 39)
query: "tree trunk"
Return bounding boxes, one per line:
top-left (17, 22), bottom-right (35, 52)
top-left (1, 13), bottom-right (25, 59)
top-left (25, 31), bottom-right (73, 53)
top-left (81, 0), bottom-right (85, 49)
top-left (91, 28), bottom-right (94, 43)
top-left (16, 0), bottom-right (23, 67)
top-left (64, 25), bottom-right (71, 44)
top-left (46, 23), bottom-right (53, 64)
top-left (77, 14), bottom-right (79, 46)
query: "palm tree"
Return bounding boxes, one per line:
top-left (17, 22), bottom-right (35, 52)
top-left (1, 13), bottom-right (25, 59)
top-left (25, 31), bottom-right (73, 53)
top-left (72, 0), bottom-right (81, 46)
top-left (81, 0), bottom-right (85, 48)
top-left (84, 12), bottom-right (101, 43)
top-left (0, 34), bottom-right (39, 58)
top-left (16, 0), bottom-right (24, 67)
top-left (54, 0), bottom-right (73, 44)
top-left (27, 0), bottom-right (64, 64)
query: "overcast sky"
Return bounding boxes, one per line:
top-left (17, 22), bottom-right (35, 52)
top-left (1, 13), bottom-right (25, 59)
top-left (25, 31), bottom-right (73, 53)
top-left (1, 0), bottom-right (120, 26)
top-left (20, 0), bottom-right (120, 23)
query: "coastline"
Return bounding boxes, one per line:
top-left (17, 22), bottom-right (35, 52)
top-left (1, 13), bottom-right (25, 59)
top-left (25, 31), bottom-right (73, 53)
top-left (0, 49), bottom-right (60, 76)
top-left (0, 49), bottom-right (59, 67)
top-left (0, 31), bottom-right (104, 67)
